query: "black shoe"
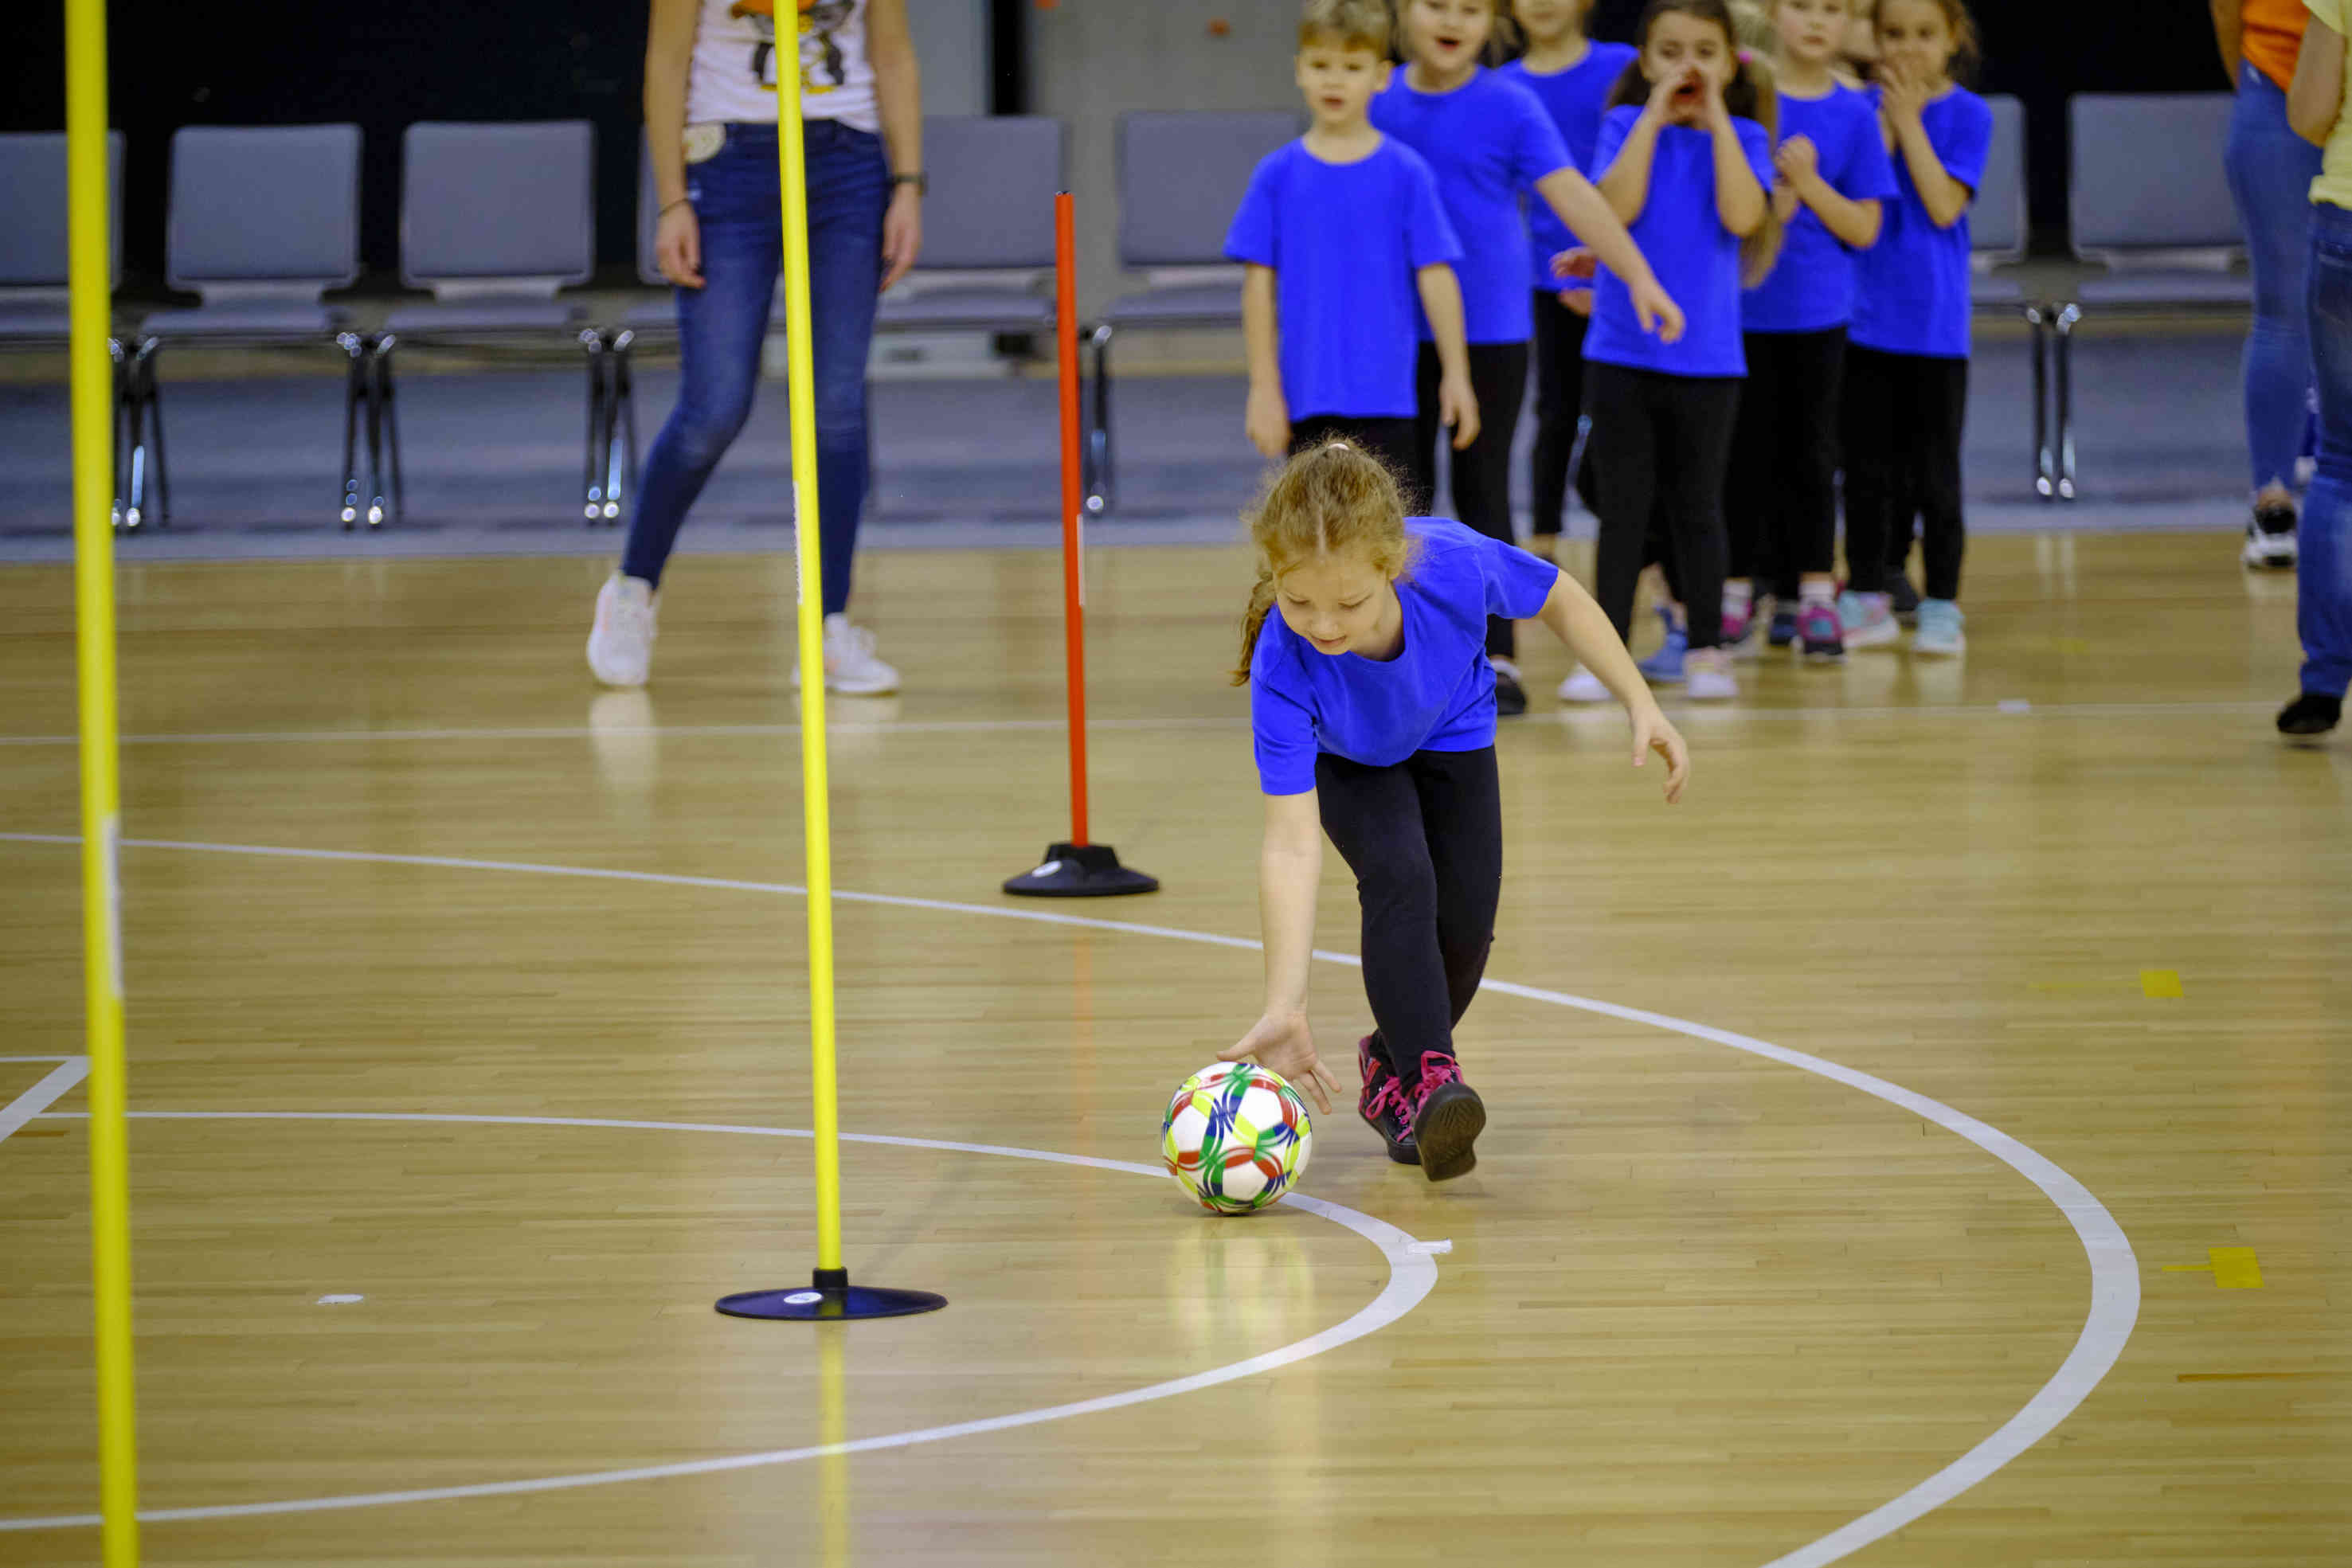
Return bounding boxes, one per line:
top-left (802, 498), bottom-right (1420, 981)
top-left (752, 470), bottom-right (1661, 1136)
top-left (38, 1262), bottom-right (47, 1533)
top-left (1406, 1052), bottom-right (1485, 1183)
top-left (1492, 659), bottom-right (1528, 718)
top-left (2278, 691), bottom-right (2342, 736)
top-left (1356, 1035), bottom-right (1419, 1165)
top-left (1767, 604), bottom-right (1801, 649)
top-left (2243, 503), bottom-right (2299, 570)
top-left (1888, 573), bottom-right (1923, 624)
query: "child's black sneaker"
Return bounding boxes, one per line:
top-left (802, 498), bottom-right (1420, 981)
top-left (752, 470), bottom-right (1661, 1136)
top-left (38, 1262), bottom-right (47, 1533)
top-left (1356, 1035), bottom-right (1419, 1165)
top-left (1888, 572), bottom-right (1923, 624)
top-left (2277, 691), bottom-right (2342, 736)
top-left (1406, 1051), bottom-right (1485, 1183)
top-left (2243, 502), bottom-right (2299, 570)
top-left (1767, 603), bottom-right (1801, 649)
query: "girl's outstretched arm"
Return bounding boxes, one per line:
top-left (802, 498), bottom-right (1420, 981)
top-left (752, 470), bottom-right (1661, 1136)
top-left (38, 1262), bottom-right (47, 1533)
top-left (1220, 791), bottom-right (1342, 1112)
top-left (1536, 168), bottom-right (1686, 341)
top-left (1536, 573), bottom-right (1690, 802)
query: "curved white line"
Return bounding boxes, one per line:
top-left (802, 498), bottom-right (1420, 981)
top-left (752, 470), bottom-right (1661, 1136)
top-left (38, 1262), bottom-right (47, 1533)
top-left (0, 832), bottom-right (2139, 1563)
top-left (1, 1112), bottom-right (1435, 1531)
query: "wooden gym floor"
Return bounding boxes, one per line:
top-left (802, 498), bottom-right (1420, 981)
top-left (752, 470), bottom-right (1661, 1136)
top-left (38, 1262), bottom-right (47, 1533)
top-left (1, 530), bottom-right (2346, 1566)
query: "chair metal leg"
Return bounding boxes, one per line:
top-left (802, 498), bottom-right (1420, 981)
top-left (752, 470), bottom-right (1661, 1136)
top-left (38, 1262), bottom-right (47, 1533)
top-left (139, 339), bottom-right (170, 527)
top-left (1084, 323), bottom-right (1113, 514)
top-left (338, 330), bottom-right (367, 528)
top-left (119, 341), bottom-right (154, 534)
top-left (2053, 304), bottom-right (2080, 502)
top-left (581, 328), bottom-right (608, 523)
top-left (2026, 305), bottom-right (2053, 501)
top-left (109, 338), bottom-right (129, 530)
top-left (362, 334), bottom-right (393, 529)
top-left (610, 330), bottom-right (637, 525)
top-left (376, 335), bottom-right (405, 522)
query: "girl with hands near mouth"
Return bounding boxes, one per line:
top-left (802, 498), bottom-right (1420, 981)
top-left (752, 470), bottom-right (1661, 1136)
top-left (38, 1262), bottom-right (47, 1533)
top-left (1566, 0), bottom-right (1779, 708)
top-left (1223, 441), bottom-right (1689, 1183)
top-left (1370, 0), bottom-right (1683, 721)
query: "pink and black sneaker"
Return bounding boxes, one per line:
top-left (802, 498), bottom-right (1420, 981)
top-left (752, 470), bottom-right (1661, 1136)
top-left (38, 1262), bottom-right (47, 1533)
top-left (1405, 1052), bottom-right (1486, 1183)
top-left (1356, 1036), bottom-right (1419, 1165)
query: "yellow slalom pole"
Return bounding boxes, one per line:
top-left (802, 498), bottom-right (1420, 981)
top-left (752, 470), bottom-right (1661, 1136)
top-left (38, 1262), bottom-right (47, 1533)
top-left (65, 0), bottom-right (141, 1559)
top-left (771, 21), bottom-right (845, 1277)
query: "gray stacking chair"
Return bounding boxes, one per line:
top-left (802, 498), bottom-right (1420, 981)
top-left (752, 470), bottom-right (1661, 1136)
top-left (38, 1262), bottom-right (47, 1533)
top-left (376, 120), bottom-right (600, 525)
top-left (138, 124), bottom-right (366, 527)
top-left (2050, 93), bottom-right (2248, 499)
top-left (1086, 111), bottom-right (1303, 511)
top-left (0, 131), bottom-right (146, 527)
top-left (1964, 96), bottom-right (2055, 498)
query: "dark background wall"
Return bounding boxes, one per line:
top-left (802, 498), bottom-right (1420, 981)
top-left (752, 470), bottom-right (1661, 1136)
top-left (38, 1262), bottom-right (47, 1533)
top-left (4, 0), bottom-right (2239, 290)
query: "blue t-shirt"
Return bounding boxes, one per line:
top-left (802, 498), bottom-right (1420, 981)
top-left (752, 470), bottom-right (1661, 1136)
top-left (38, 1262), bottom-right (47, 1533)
top-left (1500, 44), bottom-right (1641, 291)
top-left (1849, 86), bottom-right (1991, 359)
top-left (1250, 519), bottom-right (1560, 796)
top-left (1582, 109), bottom-right (1775, 377)
top-left (1742, 84), bottom-right (1898, 333)
top-left (1369, 68), bottom-right (1574, 344)
top-left (1224, 138), bottom-right (1463, 420)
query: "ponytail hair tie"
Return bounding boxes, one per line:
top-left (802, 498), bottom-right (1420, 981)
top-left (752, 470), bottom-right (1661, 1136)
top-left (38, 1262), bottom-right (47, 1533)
top-left (1737, 48), bottom-right (1755, 64)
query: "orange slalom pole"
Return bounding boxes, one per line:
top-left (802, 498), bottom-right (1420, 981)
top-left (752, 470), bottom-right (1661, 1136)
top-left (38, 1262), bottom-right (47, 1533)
top-left (1054, 192), bottom-right (1090, 847)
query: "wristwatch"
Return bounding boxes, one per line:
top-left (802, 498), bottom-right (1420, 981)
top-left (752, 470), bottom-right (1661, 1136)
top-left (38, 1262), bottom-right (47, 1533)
top-left (891, 170), bottom-right (927, 196)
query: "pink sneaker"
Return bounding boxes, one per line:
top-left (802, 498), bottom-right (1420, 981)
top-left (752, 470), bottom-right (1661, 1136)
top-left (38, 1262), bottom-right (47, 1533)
top-left (1404, 1052), bottom-right (1486, 1183)
top-left (1356, 1037), bottom-right (1419, 1165)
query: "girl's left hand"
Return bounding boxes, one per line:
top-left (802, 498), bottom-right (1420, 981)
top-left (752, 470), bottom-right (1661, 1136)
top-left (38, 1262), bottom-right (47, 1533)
top-left (1775, 134), bottom-right (1820, 187)
top-left (1219, 1012), bottom-right (1340, 1115)
top-left (1704, 68), bottom-right (1733, 129)
top-left (881, 184), bottom-right (923, 291)
top-left (1439, 371), bottom-right (1481, 451)
top-left (1630, 702), bottom-right (1690, 804)
top-left (1560, 287), bottom-right (1594, 317)
top-left (1630, 276), bottom-right (1686, 343)
top-left (1549, 246), bottom-right (1599, 283)
top-left (1880, 61), bottom-right (1927, 126)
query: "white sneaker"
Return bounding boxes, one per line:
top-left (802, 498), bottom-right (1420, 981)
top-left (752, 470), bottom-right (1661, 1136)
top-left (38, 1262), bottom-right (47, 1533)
top-left (1557, 667), bottom-right (1613, 703)
top-left (793, 612), bottom-right (901, 695)
top-left (1838, 590), bottom-right (1900, 649)
top-left (1685, 648), bottom-right (1737, 700)
top-left (586, 573), bottom-right (657, 687)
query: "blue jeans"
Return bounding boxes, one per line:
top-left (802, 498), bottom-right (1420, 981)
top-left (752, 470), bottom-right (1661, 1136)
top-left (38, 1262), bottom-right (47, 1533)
top-left (623, 120), bottom-right (887, 616)
top-left (2225, 64), bottom-right (2324, 497)
top-left (2300, 202), bottom-right (2352, 698)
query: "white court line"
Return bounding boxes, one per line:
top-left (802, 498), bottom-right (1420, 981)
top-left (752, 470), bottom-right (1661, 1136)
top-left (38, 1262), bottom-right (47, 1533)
top-left (0, 834), bottom-right (2139, 1565)
top-left (3, 1111), bottom-right (1435, 1529)
top-left (0, 698), bottom-right (2276, 749)
top-left (0, 1058), bottom-right (90, 1144)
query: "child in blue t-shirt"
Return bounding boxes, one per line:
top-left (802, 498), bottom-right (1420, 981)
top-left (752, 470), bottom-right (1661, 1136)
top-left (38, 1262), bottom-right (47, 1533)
top-left (1501, 0), bottom-right (1641, 558)
top-left (1723, 0), bottom-right (1897, 662)
top-left (1837, 0), bottom-right (1990, 657)
top-left (1566, 0), bottom-right (1778, 705)
top-left (1227, 0), bottom-right (1475, 486)
top-left (1220, 441), bottom-right (1689, 1183)
top-left (1371, 0), bottom-right (1684, 718)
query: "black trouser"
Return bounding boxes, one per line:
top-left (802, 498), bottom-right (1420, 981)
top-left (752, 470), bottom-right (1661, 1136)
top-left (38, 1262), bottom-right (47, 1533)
top-left (1584, 362), bottom-right (1741, 651)
top-left (1415, 341), bottom-right (1532, 659)
top-left (1291, 414), bottom-right (1417, 481)
top-left (1316, 745), bottom-right (1502, 1085)
top-left (1728, 327), bottom-right (1847, 588)
top-left (1841, 345), bottom-right (1967, 600)
top-left (1529, 289), bottom-right (1599, 537)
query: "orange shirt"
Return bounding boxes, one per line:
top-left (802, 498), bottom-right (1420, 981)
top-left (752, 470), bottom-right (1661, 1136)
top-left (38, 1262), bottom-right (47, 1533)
top-left (2243, 0), bottom-right (2310, 90)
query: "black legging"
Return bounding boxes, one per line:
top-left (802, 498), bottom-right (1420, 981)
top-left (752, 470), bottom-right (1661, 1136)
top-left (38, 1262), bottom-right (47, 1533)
top-left (1583, 362), bottom-right (1742, 650)
top-left (1315, 746), bottom-right (1501, 1084)
top-left (1842, 346), bottom-right (1968, 600)
top-left (1529, 289), bottom-right (1599, 537)
top-left (1413, 342), bottom-right (1532, 659)
top-left (1727, 327), bottom-right (1847, 586)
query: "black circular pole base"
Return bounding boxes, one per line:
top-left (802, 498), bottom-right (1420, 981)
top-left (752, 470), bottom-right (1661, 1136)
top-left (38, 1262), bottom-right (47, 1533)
top-left (716, 1267), bottom-right (947, 1322)
top-left (1004, 841), bottom-right (1159, 898)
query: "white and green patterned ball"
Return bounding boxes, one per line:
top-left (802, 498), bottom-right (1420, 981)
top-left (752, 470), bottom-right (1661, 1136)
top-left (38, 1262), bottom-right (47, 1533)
top-left (1160, 1061), bottom-right (1313, 1214)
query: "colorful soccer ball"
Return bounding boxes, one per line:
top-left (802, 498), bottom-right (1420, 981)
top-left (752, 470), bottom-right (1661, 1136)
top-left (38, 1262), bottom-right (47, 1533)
top-left (1160, 1062), bottom-right (1313, 1214)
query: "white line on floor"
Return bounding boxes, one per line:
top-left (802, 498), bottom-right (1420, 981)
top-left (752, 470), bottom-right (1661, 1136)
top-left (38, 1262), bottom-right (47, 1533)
top-left (0, 1058), bottom-right (89, 1145)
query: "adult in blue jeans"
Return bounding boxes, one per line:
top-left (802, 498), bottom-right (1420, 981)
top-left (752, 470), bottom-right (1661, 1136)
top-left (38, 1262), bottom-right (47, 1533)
top-left (589, 0), bottom-right (924, 691)
top-left (2281, 0), bottom-right (2352, 735)
top-left (2216, 0), bottom-right (2326, 569)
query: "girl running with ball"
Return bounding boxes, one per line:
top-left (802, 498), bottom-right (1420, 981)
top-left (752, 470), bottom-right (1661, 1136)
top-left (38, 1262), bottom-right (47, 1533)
top-left (1220, 441), bottom-right (1689, 1181)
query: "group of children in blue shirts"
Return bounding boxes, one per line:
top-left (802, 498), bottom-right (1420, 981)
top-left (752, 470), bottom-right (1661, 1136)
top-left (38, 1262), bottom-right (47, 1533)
top-left (1226, 0), bottom-right (1994, 710)
top-left (1220, 0), bottom-right (1994, 1182)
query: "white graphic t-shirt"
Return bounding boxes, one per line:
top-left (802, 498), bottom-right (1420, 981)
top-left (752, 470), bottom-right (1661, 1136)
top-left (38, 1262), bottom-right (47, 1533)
top-left (687, 0), bottom-right (879, 134)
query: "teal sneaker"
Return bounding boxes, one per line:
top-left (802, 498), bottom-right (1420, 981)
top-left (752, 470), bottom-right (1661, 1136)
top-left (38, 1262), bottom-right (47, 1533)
top-left (1913, 597), bottom-right (1967, 656)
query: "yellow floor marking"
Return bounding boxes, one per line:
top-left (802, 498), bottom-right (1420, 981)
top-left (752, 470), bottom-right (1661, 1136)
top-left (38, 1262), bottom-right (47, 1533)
top-left (2162, 1247), bottom-right (2263, 1288)
top-left (2140, 968), bottom-right (2184, 999)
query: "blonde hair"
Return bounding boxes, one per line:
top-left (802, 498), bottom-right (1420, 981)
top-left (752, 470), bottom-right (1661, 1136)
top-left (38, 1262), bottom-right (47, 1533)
top-left (1299, 0), bottom-right (1393, 54)
top-left (1607, 0), bottom-right (1786, 287)
top-left (1231, 442), bottom-right (1415, 686)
